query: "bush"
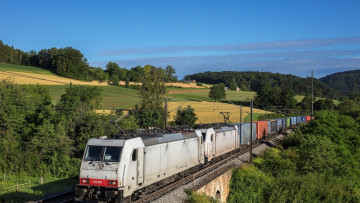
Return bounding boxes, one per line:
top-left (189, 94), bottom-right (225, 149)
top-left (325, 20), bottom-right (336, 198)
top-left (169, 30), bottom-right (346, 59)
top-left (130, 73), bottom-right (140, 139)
top-left (228, 166), bottom-right (271, 203)
top-left (174, 105), bottom-right (198, 127)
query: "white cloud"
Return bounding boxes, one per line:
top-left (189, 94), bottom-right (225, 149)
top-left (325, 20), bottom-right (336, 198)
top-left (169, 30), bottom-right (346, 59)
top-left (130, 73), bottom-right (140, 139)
top-left (91, 37), bottom-right (360, 79)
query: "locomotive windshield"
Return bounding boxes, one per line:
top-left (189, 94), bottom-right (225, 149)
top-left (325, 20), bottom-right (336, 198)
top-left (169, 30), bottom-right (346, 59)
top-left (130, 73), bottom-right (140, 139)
top-left (84, 145), bottom-right (122, 162)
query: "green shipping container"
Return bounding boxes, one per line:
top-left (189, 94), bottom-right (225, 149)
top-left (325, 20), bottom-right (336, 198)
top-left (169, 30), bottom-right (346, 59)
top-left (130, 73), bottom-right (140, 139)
top-left (286, 118), bottom-right (290, 127)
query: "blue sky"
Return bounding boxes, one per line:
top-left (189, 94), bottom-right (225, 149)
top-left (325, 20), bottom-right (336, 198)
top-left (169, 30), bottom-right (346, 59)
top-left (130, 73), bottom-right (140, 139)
top-left (1, 0), bottom-right (360, 79)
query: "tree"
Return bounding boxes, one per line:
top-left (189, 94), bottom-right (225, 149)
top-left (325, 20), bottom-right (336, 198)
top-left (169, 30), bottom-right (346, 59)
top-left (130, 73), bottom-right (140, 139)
top-left (299, 94), bottom-right (312, 112)
top-left (165, 65), bottom-right (176, 82)
top-left (125, 77), bottom-right (130, 88)
top-left (348, 91), bottom-right (360, 103)
top-left (105, 62), bottom-right (128, 81)
top-left (254, 82), bottom-right (279, 109)
top-left (314, 99), bottom-right (334, 111)
top-left (239, 83), bottom-right (248, 91)
top-left (279, 88), bottom-right (297, 109)
top-left (109, 75), bottom-right (119, 86)
top-left (174, 105), bottom-right (198, 127)
top-left (135, 66), bottom-right (167, 128)
top-left (209, 83), bottom-right (226, 102)
top-left (337, 100), bottom-right (360, 120)
top-left (228, 77), bottom-right (237, 90)
top-left (56, 84), bottom-right (110, 156)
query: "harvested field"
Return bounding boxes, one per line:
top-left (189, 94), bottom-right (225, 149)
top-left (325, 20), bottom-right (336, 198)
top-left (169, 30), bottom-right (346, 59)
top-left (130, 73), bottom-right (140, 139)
top-left (0, 70), bottom-right (211, 88)
top-left (168, 101), bottom-right (267, 124)
top-left (166, 82), bottom-right (212, 88)
top-left (0, 71), bottom-right (108, 85)
top-left (119, 81), bottom-right (211, 88)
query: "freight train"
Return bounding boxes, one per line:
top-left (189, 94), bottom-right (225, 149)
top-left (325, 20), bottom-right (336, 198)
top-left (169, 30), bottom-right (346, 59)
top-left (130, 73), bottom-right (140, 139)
top-left (75, 116), bottom-right (312, 202)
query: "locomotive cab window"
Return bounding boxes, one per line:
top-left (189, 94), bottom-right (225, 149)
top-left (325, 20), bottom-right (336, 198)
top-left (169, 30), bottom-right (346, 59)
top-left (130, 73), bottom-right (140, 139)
top-left (84, 146), bottom-right (122, 162)
top-left (132, 149), bottom-right (137, 161)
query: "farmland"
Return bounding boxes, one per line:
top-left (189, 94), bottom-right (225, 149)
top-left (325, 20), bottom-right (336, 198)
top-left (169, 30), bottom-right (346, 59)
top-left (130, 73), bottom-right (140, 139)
top-left (4, 62), bottom-right (336, 124)
top-left (168, 101), bottom-right (266, 124)
top-left (43, 85), bottom-right (141, 109)
top-left (40, 85), bottom-right (260, 123)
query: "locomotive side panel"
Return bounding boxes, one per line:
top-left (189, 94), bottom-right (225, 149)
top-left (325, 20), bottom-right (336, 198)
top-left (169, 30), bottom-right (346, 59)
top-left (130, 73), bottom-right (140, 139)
top-left (143, 137), bottom-right (201, 187)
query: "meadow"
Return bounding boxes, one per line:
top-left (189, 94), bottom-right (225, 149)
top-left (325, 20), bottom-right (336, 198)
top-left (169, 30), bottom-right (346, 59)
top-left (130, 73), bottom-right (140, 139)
top-left (0, 63), bottom-right (56, 75)
top-left (41, 85), bottom-right (142, 109)
top-left (0, 174), bottom-right (77, 202)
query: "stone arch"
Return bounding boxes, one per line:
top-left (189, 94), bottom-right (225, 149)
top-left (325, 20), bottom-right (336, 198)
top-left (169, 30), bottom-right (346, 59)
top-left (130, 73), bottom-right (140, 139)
top-left (213, 183), bottom-right (223, 202)
top-left (215, 190), bottom-right (222, 202)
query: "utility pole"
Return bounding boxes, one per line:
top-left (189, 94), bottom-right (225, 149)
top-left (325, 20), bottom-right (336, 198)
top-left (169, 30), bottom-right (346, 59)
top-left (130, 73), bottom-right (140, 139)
top-left (249, 99), bottom-right (253, 163)
top-left (311, 70), bottom-right (314, 120)
top-left (284, 105), bottom-right (287, 131)
top-left (240, 105), bottom-right (243, 123)
top-left (164, 97), bottom-right (168, 130)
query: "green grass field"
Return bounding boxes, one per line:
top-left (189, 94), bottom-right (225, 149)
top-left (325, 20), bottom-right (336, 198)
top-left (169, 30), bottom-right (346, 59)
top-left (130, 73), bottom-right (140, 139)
top-left (0, 63), bottom-right (56, 75)
top-left (42, 85), bottom-right (141, 109)
top-left (0, 176), bottom-right (77, 202)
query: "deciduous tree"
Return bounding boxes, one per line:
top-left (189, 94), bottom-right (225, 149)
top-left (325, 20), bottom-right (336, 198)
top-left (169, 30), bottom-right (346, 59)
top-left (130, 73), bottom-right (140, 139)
top-left (209, 83), bottom-right (226, 102)
top-left (174, 105), bottom-right (198, 127)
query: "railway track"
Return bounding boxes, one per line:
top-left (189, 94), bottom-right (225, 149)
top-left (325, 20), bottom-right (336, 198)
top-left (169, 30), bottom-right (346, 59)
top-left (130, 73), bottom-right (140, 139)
top-left (33, 129), bottom-right (290, 203)
top-left (31, 188), bottom-right (75, 203)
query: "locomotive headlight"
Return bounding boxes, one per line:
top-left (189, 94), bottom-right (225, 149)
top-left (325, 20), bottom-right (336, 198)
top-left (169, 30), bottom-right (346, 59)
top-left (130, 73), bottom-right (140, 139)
top-left (81, 179), bottom-right (89, 184)
top-left (108, 180), bottom-right (117, 186)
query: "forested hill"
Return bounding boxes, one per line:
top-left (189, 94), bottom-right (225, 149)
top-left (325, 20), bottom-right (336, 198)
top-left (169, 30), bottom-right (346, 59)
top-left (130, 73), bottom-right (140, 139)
top-left (185, 71), bottom-right (341, 99)
top-left (319, 69), bottom-right (360, 94)
top-left (0, 40), bottom-right (178, 83)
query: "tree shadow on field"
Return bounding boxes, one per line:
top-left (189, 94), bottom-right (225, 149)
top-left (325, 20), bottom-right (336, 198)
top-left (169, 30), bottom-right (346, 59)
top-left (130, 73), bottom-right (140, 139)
top-left (0, 176), bottom-right (78, 202)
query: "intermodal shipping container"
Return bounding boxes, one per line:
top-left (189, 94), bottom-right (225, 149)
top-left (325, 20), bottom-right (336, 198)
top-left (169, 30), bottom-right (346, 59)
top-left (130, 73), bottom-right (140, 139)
top-left (267, 121), bottom-right (271, 134)
top-left (276, 119), bottom-right (284, 132)
top-left (253, 121), bottom-right (268, 139)
top-left (230, 123), bottom-right (257, 145)
top-left (290, 117), bottom-right (297, 126)
top-left (300, 116), bottom-right (306, 123)
top-left (306, 116), bottom-right (311, 122)
top-left (270, 120), bottom-right (277, 133)
top-left (286, 118), bottom-right (290, 127)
